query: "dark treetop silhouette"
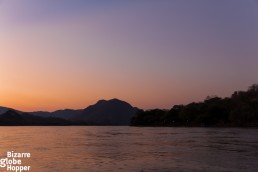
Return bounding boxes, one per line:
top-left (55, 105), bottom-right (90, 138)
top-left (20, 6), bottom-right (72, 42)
top-left (131, 84), bottom-right (258, 127)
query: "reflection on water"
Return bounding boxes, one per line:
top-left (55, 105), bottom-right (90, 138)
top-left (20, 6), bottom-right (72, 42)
top-left (0, 126), bottom-right (258, 172)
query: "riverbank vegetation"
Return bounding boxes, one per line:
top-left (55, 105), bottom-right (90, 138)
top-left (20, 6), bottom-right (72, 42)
top-left (131, 84), bottom-right (258, 127)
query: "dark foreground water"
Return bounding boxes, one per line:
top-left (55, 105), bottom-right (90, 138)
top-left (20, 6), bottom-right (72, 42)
top-left (0, 127), bottom-right (258, 172)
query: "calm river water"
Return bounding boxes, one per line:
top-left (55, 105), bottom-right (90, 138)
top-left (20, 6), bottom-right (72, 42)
top-left (0, 127), bottom-right (257, 172)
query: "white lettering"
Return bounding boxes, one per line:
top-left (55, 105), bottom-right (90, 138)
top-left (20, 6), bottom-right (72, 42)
top-left (6, 152), bottom-right (30, 158)
top-left (6, 165), bottom-right (31, 172)
top-left (1, 151), bottom-right (31, 172)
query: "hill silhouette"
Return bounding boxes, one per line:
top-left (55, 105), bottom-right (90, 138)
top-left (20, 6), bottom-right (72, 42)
top-left (0, 99), bottom-right (137, 126)
top-left (31, 109), bottom-right (83, 120)
top-left (73, 98), bottom-right (137, 125)
top-left (0, 110), bottom-right (71, 126)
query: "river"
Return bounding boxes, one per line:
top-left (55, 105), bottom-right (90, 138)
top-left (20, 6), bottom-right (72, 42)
top-left (0, 126), bottom-right (257, 172)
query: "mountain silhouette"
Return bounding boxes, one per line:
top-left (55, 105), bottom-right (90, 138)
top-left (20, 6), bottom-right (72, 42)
top-left (0, 106), bottom-right (10, 114)
top-left (0, 99), bottom-right (137, 125)
top-left (0, 110), bottom-right (71, 126)
top-left (0, 106), bottom-right (21, 114)
top-left (32, 109), bottom-right (83, 120)
top-left (73, 98), bottom-right (137, 125)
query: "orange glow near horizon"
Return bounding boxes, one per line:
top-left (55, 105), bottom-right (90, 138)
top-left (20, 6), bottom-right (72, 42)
top-left (1, 0), bottom-right (257, 112)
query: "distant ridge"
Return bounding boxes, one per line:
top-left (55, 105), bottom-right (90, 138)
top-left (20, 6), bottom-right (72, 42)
top-left (0, 99), bottom-right (137, 126)
top-left (0, 106), bottom-right (21, 114)
top-left (0, 110), bottom-right (71, 126)
top-left (0, 106), bottom-right (11, 114)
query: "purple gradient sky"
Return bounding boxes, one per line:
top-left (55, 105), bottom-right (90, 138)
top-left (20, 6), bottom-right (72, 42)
top-left (0, 0), bottom-right (258, 111)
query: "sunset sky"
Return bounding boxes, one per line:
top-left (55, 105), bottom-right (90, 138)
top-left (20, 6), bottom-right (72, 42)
top-left (1, 0), bottom-right (258, 112)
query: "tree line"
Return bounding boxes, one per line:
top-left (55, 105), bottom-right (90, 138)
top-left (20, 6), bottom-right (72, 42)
top-left (131, 84), bottom-right (258, 127)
